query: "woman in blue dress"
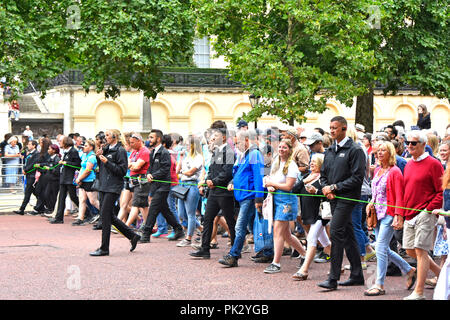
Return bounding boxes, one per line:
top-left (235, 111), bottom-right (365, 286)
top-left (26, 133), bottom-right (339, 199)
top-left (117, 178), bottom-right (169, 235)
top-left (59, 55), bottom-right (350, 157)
top-left (3, 136), bottom-right (21, 193)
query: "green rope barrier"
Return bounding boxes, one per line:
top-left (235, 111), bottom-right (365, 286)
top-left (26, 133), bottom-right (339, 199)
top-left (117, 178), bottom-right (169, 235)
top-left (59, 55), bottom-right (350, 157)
top-left (22, 162), bottom-right (450, 217)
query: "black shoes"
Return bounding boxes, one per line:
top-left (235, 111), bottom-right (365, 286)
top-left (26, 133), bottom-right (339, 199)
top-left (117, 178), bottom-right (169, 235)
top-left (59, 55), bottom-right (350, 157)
top-left (190, 249), bottom-right (210, 259)
top-left (251, 251), bottom-right (264, 261)
top-left (89, 248), bottom-right (109, 256)
top-left (13, 210), bottom-right (24, 215)
top-left (218, 254), bottom-right (238, 267)
top-left (49, 218), bottom-right (63, 224)
top-left (130, 234), bottom-right (140, 252)
top-left (253, 255), bottom-right (273, 263)
top-left (139, 233), bottom-right (151, 243)
top-left (92, 223), bottom-right (102, 230)
top-left (72, 219), bottom-right (86, 226)
top-left (318, 279), bottom-right (338, 291)
top-left (338, 278), bottom-right (365, 286)
top-left (27, 211), bottom-right (41, 216)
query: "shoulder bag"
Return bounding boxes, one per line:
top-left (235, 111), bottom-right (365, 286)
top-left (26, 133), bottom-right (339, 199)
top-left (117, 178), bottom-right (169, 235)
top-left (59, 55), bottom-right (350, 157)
top-left (172, 183), bottom-right (189, 200)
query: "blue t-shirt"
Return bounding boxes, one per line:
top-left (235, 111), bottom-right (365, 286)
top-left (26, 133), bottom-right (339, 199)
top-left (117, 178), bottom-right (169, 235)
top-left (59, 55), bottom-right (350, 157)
top-left (80, 151), bottom-right (97, 182)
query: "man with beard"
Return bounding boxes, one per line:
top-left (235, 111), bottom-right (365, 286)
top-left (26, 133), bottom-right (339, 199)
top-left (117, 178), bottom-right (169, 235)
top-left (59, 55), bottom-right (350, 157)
top-left (139, 129), bottom-right (185, 243)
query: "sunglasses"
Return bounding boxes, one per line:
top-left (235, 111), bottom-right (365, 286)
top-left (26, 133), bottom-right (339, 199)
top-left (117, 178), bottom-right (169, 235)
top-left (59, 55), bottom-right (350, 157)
top-left (405, 141), bottom-right (420, 146)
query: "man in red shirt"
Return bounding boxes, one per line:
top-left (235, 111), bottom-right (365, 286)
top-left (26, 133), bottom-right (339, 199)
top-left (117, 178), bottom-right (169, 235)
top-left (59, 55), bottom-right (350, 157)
top-left (400, 130), bottom-right (443, 300)
top-left (127, 133), bottom-right (151, 226)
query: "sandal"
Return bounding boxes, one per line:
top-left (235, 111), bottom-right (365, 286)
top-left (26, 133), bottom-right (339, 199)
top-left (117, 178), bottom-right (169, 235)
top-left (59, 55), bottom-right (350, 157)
top-left (425, 276), bottom-right (437, 288)
top-left (364, 286), bottom-right (385, 296)
top-left (406, 269), bottom-right (417, 290)
top-left (210, 242), bottom-right (219, 249)
top-left (292, 271), bottom-right (308, 281)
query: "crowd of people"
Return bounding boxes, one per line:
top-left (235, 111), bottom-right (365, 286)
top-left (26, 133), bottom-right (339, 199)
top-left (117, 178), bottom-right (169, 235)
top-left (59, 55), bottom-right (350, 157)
top-left (3, 103), bottom-right (450, 300)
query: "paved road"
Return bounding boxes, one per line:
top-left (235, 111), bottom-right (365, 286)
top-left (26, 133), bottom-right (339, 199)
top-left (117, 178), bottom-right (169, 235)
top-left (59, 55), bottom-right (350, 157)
top-left (0, 213), bottom-right (438, 302)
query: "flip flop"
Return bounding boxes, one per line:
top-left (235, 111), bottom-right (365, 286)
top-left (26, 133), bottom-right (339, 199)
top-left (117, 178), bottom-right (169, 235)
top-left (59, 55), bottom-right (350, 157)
top-left (364, 286), bottom-right (385, 296)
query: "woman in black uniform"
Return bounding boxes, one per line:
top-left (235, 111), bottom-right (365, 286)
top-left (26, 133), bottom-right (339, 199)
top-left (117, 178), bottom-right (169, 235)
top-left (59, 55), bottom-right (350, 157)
top-left (89, 129), bottom-right (140, 256)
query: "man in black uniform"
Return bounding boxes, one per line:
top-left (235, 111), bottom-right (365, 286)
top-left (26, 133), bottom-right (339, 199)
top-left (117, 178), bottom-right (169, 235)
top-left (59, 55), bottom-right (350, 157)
top-left (190, 127), bottom-right (236, 259)
top-left (139, 129), bottom-right (185, 243)
top-left (318, 116), bottom-right (366, 291)
top-left (14, 140), bottom-right (40, 215)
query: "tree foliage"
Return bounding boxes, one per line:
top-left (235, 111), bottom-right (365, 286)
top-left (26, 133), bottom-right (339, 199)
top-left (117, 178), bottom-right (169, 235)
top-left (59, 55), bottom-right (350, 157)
top-left (193, 0), bottom-right (378, 125)
top-left (0, 0), bottom-right (195, 100)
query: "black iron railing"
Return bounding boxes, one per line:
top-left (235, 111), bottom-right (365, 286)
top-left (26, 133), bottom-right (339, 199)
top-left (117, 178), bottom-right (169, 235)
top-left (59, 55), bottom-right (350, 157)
top-left (22, 69), bottom-right (242, 93)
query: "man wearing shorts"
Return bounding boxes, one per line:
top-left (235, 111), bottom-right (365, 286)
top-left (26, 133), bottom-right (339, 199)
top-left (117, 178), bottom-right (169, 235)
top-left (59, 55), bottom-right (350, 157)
top-left (401, 130), bottom-right (443, 300)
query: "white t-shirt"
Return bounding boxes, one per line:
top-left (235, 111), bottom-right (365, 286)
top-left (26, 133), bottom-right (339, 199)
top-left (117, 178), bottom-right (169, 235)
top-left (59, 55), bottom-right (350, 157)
top-left (180, 154), bottom-right (204, 181)
top-left (270, 159), bottom-right (299, 184)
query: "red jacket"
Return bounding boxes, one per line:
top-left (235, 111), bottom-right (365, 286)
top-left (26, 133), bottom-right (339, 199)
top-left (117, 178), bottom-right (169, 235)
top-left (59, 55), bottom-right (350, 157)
top-left (374, 166), bottom-right (405, 217)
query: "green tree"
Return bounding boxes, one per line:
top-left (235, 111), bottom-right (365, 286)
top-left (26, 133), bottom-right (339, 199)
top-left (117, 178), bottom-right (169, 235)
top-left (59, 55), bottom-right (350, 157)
top-left (355, 0), bottom-right (449, 132)
top-left (193, 0), bottom-right (378, 125)
top-left (0, 0), bottom-right (195, 100)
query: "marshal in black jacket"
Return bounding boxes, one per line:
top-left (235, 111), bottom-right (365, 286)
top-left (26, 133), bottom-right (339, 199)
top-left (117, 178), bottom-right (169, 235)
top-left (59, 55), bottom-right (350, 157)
top-left (320, 138), bottom-right (366, 203)
top-left (60, 147), bottom-right (81, 185)
top-left (206, 144), bottom-right (235, 198)
top-left (97, 143), bottom-right (128, 195)
top-left (23, 149), bottom-right (42, 178)
top-left (147, 145), bottom-right (171, 194)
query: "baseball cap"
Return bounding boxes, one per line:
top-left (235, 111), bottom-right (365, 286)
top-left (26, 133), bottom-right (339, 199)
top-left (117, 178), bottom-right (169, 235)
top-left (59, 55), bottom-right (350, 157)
top-left (237, 120), bottom-right (248, 128)
top-left (303, 132), bottom-right (323, 145)
top-left (285, 128), bottom-right (300, 140)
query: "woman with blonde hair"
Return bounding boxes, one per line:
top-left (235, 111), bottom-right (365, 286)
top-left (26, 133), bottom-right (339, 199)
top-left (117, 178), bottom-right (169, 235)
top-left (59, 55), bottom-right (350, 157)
top-left (426, 133), bottom-right (439, 158)
top-left (364, 141), bottom-right (416, 296)
top-left (292, 153), bottom-right (332, 280)
top-left (263, 138), bottom-right (307, 274)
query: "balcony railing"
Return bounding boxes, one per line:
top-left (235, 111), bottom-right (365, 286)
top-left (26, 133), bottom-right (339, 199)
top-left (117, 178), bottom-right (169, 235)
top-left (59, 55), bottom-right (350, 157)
top-left (22, 69), bottom-right (242, 94)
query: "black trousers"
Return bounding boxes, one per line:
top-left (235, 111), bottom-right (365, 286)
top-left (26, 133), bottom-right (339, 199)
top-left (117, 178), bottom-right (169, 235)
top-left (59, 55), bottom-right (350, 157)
top-left (19, 176), bottom-right (37, 211)
top-left (201, 195), bottom-right (236, 252)
top-left (143, 190), bottom-right (182, 234)
top-left (328, 199), bottom-right (364, 282)
top-left (33, 176), bottom-right (49, 212)
top-left (99, 192), bottom-right (136, 252)
top-left (43, 180), bottom-right (60, 212)
top-left (54, 184), bottom-right (79, 221)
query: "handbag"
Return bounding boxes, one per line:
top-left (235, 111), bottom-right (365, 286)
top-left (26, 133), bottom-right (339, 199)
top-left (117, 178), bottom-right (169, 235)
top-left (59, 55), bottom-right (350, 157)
top-left (253, 214), bottom-right (274, 253)
top-left (172, 184), bottom-right (189, 200)
top-left (366, 205), bottom-right (378, 229)
top-left (319, 201), bottom-right (332, 220)
top-left (262, 193), bottom-right (274, 234)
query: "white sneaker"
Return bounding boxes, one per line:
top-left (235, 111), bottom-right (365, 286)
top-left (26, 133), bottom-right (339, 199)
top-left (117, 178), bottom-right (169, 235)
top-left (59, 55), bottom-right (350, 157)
top-left (264, 263), bottom-right (281, 274)
top-left (176, 239), bottom-right (192, 247)
top-left (403, 292), bottom-right (426, 300)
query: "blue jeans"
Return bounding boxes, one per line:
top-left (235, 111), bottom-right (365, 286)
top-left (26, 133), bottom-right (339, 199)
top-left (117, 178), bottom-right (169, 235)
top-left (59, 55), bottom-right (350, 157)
top-left (351, 195), bottom-right (370, 256)
top-left (157, 186), bottom-right (180, 234)
top-left (230, 199), bottom-right (255, 258)
top-left (177, 184), bottom-right (201, 237)
top-left (374, 214), bottom-right (413, 286)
